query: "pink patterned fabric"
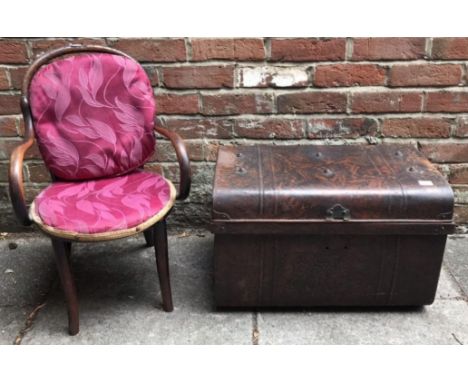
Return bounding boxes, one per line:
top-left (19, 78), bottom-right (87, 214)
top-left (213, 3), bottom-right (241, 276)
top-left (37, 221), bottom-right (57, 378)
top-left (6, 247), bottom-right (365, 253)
top-left (34, 171), bottom-right (172, 234)
top-left (29, 53), bottom-right (156, 180)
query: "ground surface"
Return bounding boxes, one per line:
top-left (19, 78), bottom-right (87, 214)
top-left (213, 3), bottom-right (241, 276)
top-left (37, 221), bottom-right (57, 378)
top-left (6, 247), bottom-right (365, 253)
top-left (0, 231), bottom-right (467, 345)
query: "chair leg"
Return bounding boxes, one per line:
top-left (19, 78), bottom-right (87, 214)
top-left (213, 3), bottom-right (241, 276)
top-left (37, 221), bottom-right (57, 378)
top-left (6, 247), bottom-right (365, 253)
top-left (143, 227), bottom-right (155, 247)
top-left (51, 238), bottom-right (79, 335)
top-left (154, 219), bottom-right (173, 312)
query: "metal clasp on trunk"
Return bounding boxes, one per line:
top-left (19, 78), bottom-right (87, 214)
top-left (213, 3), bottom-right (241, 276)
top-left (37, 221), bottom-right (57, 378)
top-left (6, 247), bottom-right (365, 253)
top-left (326, 204), bottom-right (351, 221)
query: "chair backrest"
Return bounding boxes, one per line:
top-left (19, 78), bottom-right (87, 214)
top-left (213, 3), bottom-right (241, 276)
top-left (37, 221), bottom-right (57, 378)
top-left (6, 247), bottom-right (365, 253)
top-left (27, 47), bottom-right (156, 180)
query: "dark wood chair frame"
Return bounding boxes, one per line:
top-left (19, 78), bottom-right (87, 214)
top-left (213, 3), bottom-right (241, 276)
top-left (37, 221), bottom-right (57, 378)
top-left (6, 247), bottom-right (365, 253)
top-left (8, 44), bottom-right (191, 335)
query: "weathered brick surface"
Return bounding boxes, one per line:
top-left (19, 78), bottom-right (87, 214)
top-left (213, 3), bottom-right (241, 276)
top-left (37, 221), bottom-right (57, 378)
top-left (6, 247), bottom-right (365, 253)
top-left (432, 38), bottom-right (468, 59)
top-left (158, 118), bottom-right (234, 139)
top-left (381, 118), bottom-right (452, 138)
top-left (109, 39), bottom-right (186, 62)
top-left (0, 68), bottom-right (9, 90)
top-left (0, 94), bottom-right (21, 114)
top-left (201, 94), bottom-right (274, 115)
top-left (30, 38), bottom-right (106, 58)
top-left (1, 37), bottom-right (468, 230)
top-left (449, 165), bottom-right (468, 184)
top-left (455, 117), bottom-right (468, 137)
top-left (270, 38), bottom-right (346, 62)
top-left (351, 91), bottom-right (423, 113)
top-left (308, 118), bottom-right (377, 139)
top-left (426, 92), bottom-right (468, 112)
top-left (0, 116), bottom-right (18, 137)
top-left (162, 66), bottom-right (234, 89)
top-left (234, 118), bottom-right (305, 139)
top-left (7, 66), bottom-right (27, 90)
top-left (351, 38), bottom-right (426, 60)
top-left (314, 64), bottom-right (386, 87)
top-left (191, 39), bottom-right (265, 61)
top-left (0, 40), bottom-right (29, 63)
top-left (155, 93), bottom-right (199, 114)
top-left (389, 64), bottom-right (463, 87)
top-left (419, 143), bottom-right (468, 163)
top-left (277, 92), bottom-right (347, 113)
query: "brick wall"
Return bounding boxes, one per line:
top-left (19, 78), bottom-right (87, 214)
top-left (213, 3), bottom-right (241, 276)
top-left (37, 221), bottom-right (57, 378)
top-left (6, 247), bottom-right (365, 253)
top-left (1, 37), bottom-right (468, 232)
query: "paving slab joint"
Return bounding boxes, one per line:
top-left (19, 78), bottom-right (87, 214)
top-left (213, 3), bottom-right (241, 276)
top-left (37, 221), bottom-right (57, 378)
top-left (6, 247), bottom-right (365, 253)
top-left (252, 311), bottom-right (259, 345)
top-left (451, 333), bottom-right (463, 345)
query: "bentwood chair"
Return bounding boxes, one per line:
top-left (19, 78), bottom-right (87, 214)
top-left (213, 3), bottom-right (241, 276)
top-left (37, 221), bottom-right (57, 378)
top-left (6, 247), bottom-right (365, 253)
top-left (8, 45), bottom-right (191, 335)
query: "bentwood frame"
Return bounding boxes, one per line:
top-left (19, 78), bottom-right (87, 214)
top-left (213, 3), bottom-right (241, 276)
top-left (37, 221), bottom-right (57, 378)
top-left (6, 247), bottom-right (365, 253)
top-left (8, 45), bottom-right (191, 335)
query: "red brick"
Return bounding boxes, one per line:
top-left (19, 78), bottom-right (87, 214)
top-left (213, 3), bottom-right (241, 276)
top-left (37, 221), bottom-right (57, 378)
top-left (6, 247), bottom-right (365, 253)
top-left (454, 205), bottom-right (468, 224)
top-left (204, 141), bottom-right (221, 161)
top-left (27, 162), bottom-right (51, 183)
top-left (455, 117), bottom-right (468, 137)
top-left (141, 162), bottom-right (164, 176)
top-left (191, 39), bottom-right (265, 61)
top-left (419, 143), bottom-right (468, 163)
top-left (162, 66), bottom-right (234, 89)
top-left (0, 116), bottom-right (18, 137)
top-left (351, 91), bottom-right (422, 113)
top-left (109, 39), bottom-right (186, 62)
top-left (0, 140), bottom-right (40, 160)
top-left (0, 68), bottom-right (9, 90)
top-left (308, 118), bottom-right (377, 139)
top-left (351, 38), bottom-right (426, 61)
top-left (153, 140), bottom-right (204, 162)
top-left (277, 92), bottom-right (347, 114)
top-left (21, 185), bottom-right (45, 204)
top-left (0, 94), bottom-right (21, 114)
top-left (142, 65), bottom-right (159, 86)
top-left (201, 94), bottom-right (274, 115)
top-left (0, 162), bottom-right (8, 181)
top-left (432, 38), bottom-right (468, 59)
top-left (270, 38), bottom-right (345, 62)
top-left (314, 64), bottom-right (386, 87)
top-left (389, 64), bottom-right (463, 87)
top-left (449, 165), bottom-right (468, 184)
top-left (426, 92), bottom-right (468, 112)
top-left (382, 118), bottom-right (452, 138)
top-left (30, 38), bottom-right (106, 58)
top-left (158, 117), bottom-right (234, 139)
top-left (7, 66), bottom-right (27, 90)
top-left (155, 93), bottom-right (199, 115)
top-left (0, 40), bottom-right (29, 63)
top-left (234, 118), bottom-right (305, 139)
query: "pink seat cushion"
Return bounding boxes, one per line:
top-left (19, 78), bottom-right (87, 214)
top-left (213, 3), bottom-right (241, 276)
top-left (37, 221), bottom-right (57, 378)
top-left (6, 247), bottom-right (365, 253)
top-left (33, 171), bottom-right (173, 234)
top-left (29, 53), bottom-right (156, 180)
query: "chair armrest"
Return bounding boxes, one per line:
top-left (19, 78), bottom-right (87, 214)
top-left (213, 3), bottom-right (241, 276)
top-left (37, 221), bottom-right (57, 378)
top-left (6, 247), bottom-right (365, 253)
top-left (154, 126), bottom-right (191, 200)
top-left (9, 138), bottom-right (34, 226)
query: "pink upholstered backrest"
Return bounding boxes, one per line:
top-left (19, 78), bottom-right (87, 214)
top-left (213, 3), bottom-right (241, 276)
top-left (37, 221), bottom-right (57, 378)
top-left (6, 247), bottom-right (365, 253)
top-left (29, 53), bottom-right (156, 180)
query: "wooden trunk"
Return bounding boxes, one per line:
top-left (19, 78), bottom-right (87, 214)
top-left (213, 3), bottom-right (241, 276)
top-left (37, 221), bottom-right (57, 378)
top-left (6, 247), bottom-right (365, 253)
top-left (210, 145), bottom-right (455, 307)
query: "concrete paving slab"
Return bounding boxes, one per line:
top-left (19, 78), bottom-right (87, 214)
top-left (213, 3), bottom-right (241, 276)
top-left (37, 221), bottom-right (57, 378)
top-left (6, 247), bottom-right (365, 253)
top-left (0, 306), bottom-right (29, 344)
top-left (0, 234), bottom-right (56, 344)
top-left (0, 235), bottom-right (55, 306)
top-left (444, 236), bottom-right (468, 295)
top-left (1, 232), bottom-right (466, 345)
top-left (22, 234), bottom-right (253, 344)
top-left (258, 299), bottom-right (468, 345)
top-left (436, 265), bottom-right (465, 300)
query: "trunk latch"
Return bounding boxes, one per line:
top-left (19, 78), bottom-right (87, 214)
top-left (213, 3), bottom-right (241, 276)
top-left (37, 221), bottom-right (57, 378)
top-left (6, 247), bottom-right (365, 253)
top-left (326, 204), bottom-right (351, 221)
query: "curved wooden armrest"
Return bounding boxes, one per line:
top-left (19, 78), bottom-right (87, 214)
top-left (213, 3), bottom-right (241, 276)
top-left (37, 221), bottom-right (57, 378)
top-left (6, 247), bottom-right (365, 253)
top-left (154, 126), bottom-right (191, 200)
top-left (9, 138), bottom-right (34, 226)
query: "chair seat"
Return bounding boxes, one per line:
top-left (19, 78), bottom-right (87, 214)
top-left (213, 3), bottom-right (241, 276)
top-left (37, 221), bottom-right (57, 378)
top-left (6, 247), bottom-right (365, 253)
top-left (30, 170), bottom-right (176, 241)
